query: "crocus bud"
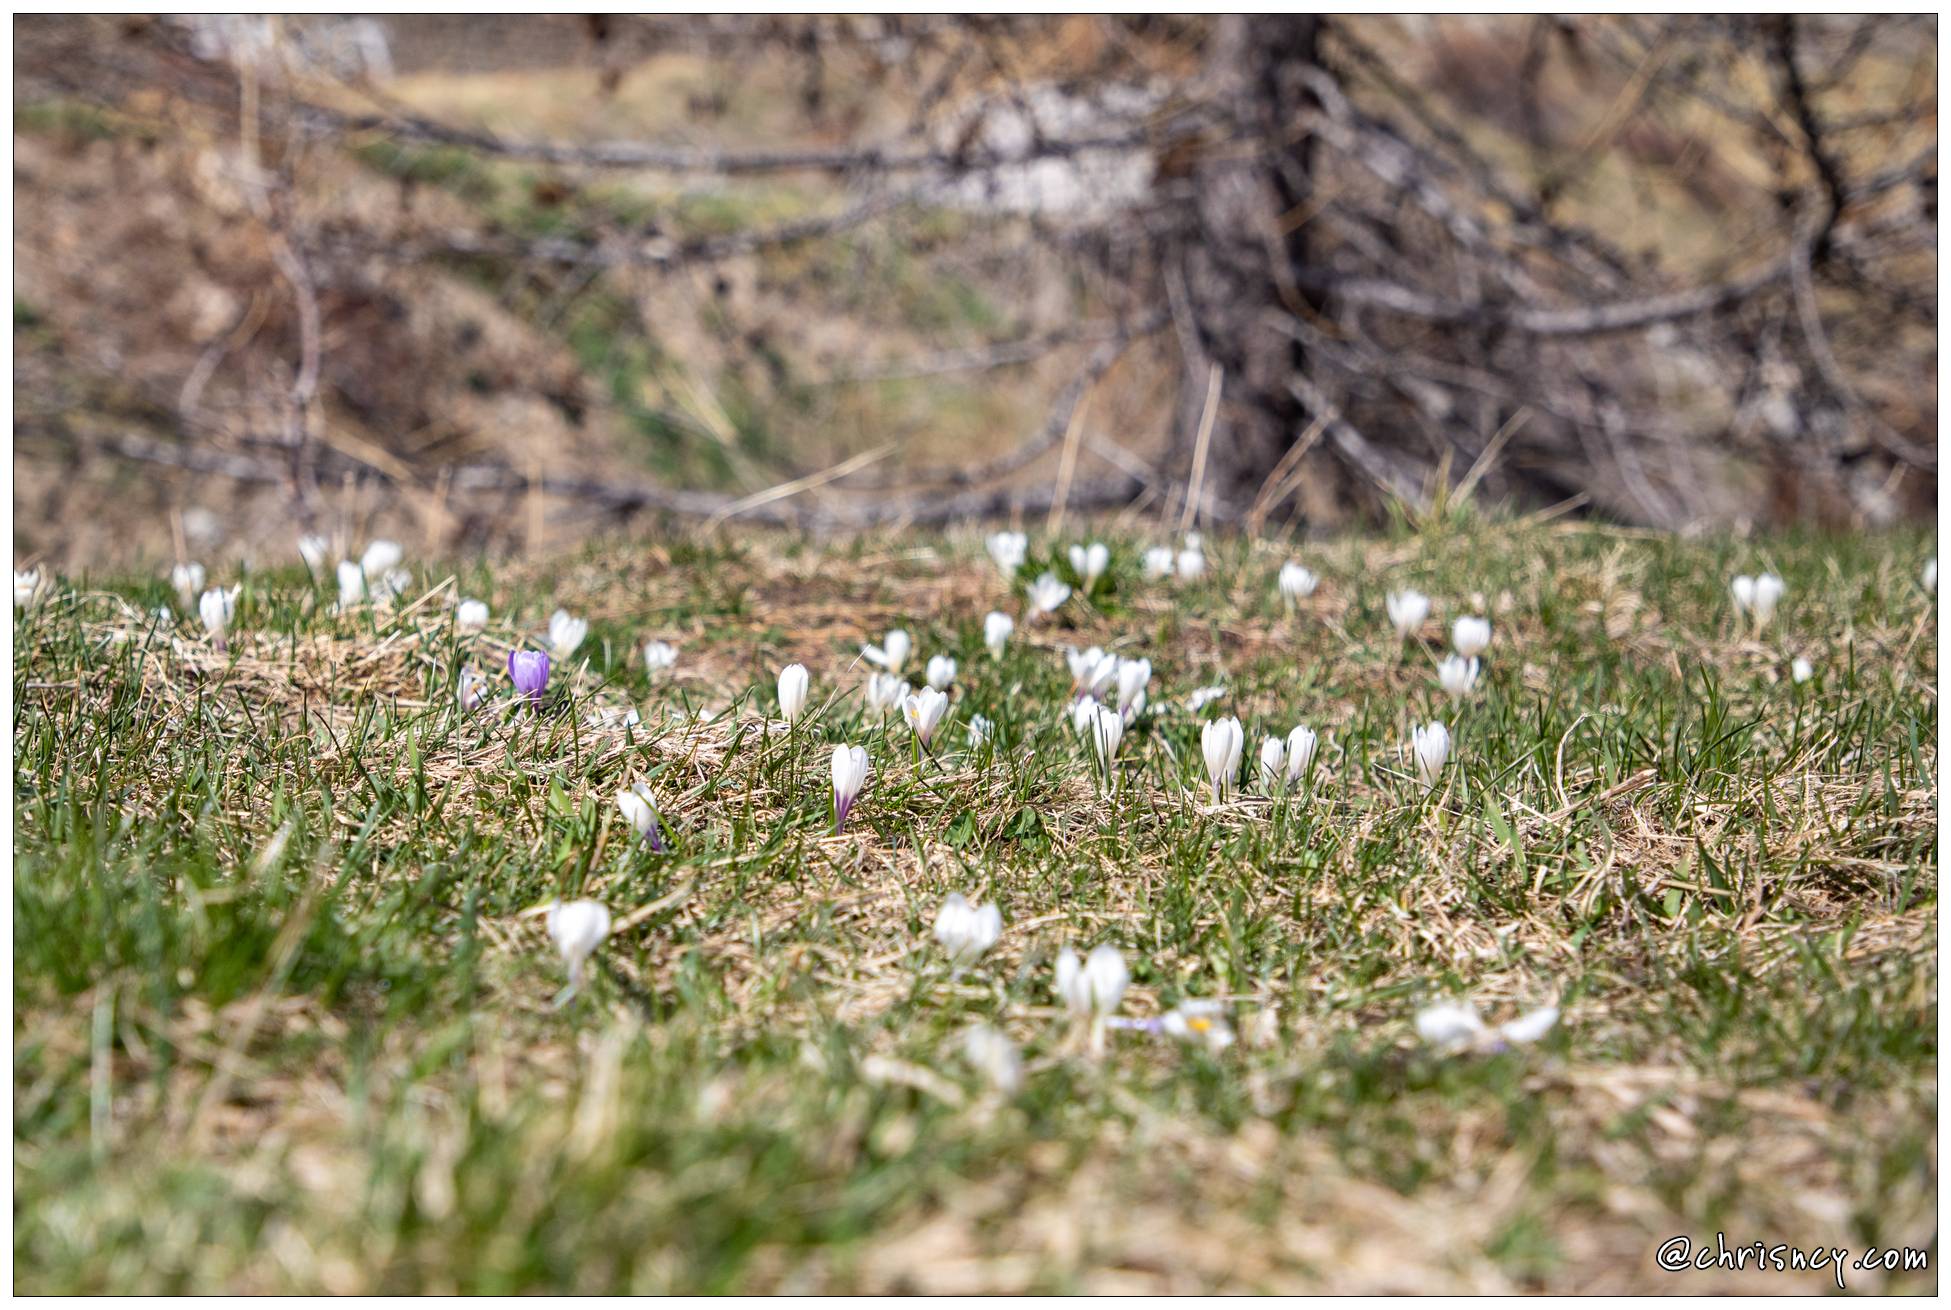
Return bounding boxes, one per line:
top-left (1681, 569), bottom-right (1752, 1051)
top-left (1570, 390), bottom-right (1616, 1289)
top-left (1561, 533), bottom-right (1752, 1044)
top-left (925, 655), bottom-right (957, 691)
top-left (1790, 656), bottom-right (1814, 685)
top-left (1026, 572), bottom-right (1071, 618)
top-left (1924, 557), bottom-right (1937, 594)
top-left (1056, 943), bottom-right (1129, 1053)
top-left (1285, 724), bottom-right (1318, 785)
top-left (986, 531), bottom-right (1027, 576)
top-left (831, 744), bottom-right (870, 832)
top-left (959, 1024), bottom-right (1023, 1093)
top-left (360, 539), bottom-right (403, 576)
top-left (1258, 736), bottom-right (1287, 790)
top-left (548, 609), bottom-right (588, 661)
top-left (643, 639), bottom-right (677, 672)
top-left (616, 781), bottom-right (665, 851)
top-left (297, 533), bottom-right (329, 576)
top-left (863, 629), bottom-right (911, 673)
top-left (336, 559), bottom-right (365, 607)
top-left (1068, 541), bottom-right (1110, 590)
top-left (902, 686), bottom-right (950, 746)
top-left (865, 673), bottom-right (909, 716)
top-left (1278, 561), bottom-right (1318, 605)
top-left (777, 662), bottom-right (810, 724)
top-left (1175, 545), bottom-right (1206, 580)
top-left (198, 585), bottom-right (236, 650)
top-left (171, 562), bottom-right (206, 610)
top-left (1113, 657), bottom-right (1150, 721)
top-left (1089, 703), bottom-right (1124, 774)
top-left (1055, 943), bottom-right (1129, 1018)
top-left (546, 898), bottom-right (611, 989)
top-left (458, 665), bottom-right (488, 711)
top-left (1731, 573), bottom-right (1784, 629)
top-left (1437, 654), bottom-right (1480, 700)
top-left (1202, 716), bottom-right (1244, 802)
top-left (1411, 721), bottom-right (1450, 788)
top-left (508, 648), bottom-right (551, 703)
top-left (968, 714), bottom-right (994, 747)
top-left (933, 892), bottom-right (1002, 967)
top-left (984, 611), bottom-right (1014, 659)
top-left (456, 599), bottom-right (489, 633)
top-left (1141, 546), bottom-right (1176, 579)
top-left (1386, 589), bottom-right (1430, 638)
top-left (1451, 615), bottom-right (1491, 658)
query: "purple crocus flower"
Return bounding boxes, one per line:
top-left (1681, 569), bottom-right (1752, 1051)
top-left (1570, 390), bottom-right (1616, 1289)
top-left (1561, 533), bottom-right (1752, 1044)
top-left (508, 648), bottom-right (551, 703)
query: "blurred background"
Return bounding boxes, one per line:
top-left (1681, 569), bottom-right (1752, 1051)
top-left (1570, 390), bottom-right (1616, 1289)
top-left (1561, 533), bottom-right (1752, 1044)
top-left (11, 14), bottom-right (1937, 569)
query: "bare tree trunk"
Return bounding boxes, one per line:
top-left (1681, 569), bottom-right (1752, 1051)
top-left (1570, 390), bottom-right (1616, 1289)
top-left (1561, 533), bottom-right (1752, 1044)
top-left (1176, 15), bottom-right (1330, 519)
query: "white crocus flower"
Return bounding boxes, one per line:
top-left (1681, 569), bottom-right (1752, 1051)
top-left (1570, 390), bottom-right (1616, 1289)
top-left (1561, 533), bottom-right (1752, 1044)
top-left (902, 686), bottom-right (950, 746)
top-left (1258, 736), bottom-right (1287, 791)
top-left (1437, 654), bottom-right (1480, 700)
top-left (359, 539), bottom-right (403, 577)
top-left (967, 714), bottom-right (994, 747)
top-left (1415, 999), bottom-right (1559, 1053)
top-left (959, 1024), bottom-right (1023, 1094)
top-left (297, 533), bottom-right (329, 577)
top-left (1142, 545), bottom-right (1176, 579)
top-left (831, 744), bottom-right (870, 832)
top-left (1451, 615), bottom-right (1491, 658)
top-left (1175, 543), bottom-right (1207, 580)
top-left (1185, 684), bottom-right (1227, 713)
top-left (1278, 561), bottom-right (1318, 606)
top-left (1070, 695), bottom-right (1101, 738)
top-left (335, 559), bottom-right (365, 608)
top-left (458, 665), bottom-right (488, 711)
top-left (197, 585), bottom-right (238, 650)
top-left (1113, 657), bottom-right (1151, 722)
top-left (1161, 999), bottom-right (1236, 1052)
top-left (1068, 541), bottom-right (1110, 590)
top-left (1731, 573), bottom-right (1785, 630)
top-left (170, 562), bottom-right (206, 610)
top-left (863, 628), bottom-right (913, 673)
top-left (983, 611), bottom-right (1014, 659)
top-left (933, 893), bottom-right (1003, 968)
top-left (865, 673), bottom-right (910, 716)
top-left (986, 531), bottom-right (1028, 576)
top-left (1386, 588), bottom-right (1430, 638)
top-left (1202, 716), bottom-right (1245, 802)
top-left (926, 654), bottom-right (957, 691)
top-left (643, 639), bottom-right (678, 672)
top-left (374, 567), bottom-right (413, 605)
top-left (1056, 943), bottom-right (1129, 1056)
top-left (1790, 657), bottom-right (1814, 685)
top-left (455, 599), bottom-right (489, 633)
top-left (548, 610), bottom-right (588, 661)
top-left (545, 899), bottom-right (611, 991)
top-left (1923, 557), bottom-right (1937, 594)
top-left (1285, 725), bottom-right (1318, 785)
top-left (777, 662), bottom-right (810, 724)
top-left (616, 782), bottom-right (665, 850)
top-left (1026, 572), bottom-right (1071, 618)
top-left (13, 568), bottom-right (44, 610)
top-left (1411, 721), bottom-right (1451, 788)
top-left (1089, 702), bottom-right (1125, 776)
top-left (1066, 646), bottom-right (1116, 699)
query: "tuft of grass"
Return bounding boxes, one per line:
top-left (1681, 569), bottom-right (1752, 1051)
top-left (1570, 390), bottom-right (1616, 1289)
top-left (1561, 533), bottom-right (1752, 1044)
top-left (12, 521), bottom-right (1936, 1292)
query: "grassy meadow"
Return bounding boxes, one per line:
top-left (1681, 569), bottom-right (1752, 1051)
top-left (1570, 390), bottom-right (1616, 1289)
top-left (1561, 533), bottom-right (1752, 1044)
top-left (11, 515), bottom-right (1938, 1292)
